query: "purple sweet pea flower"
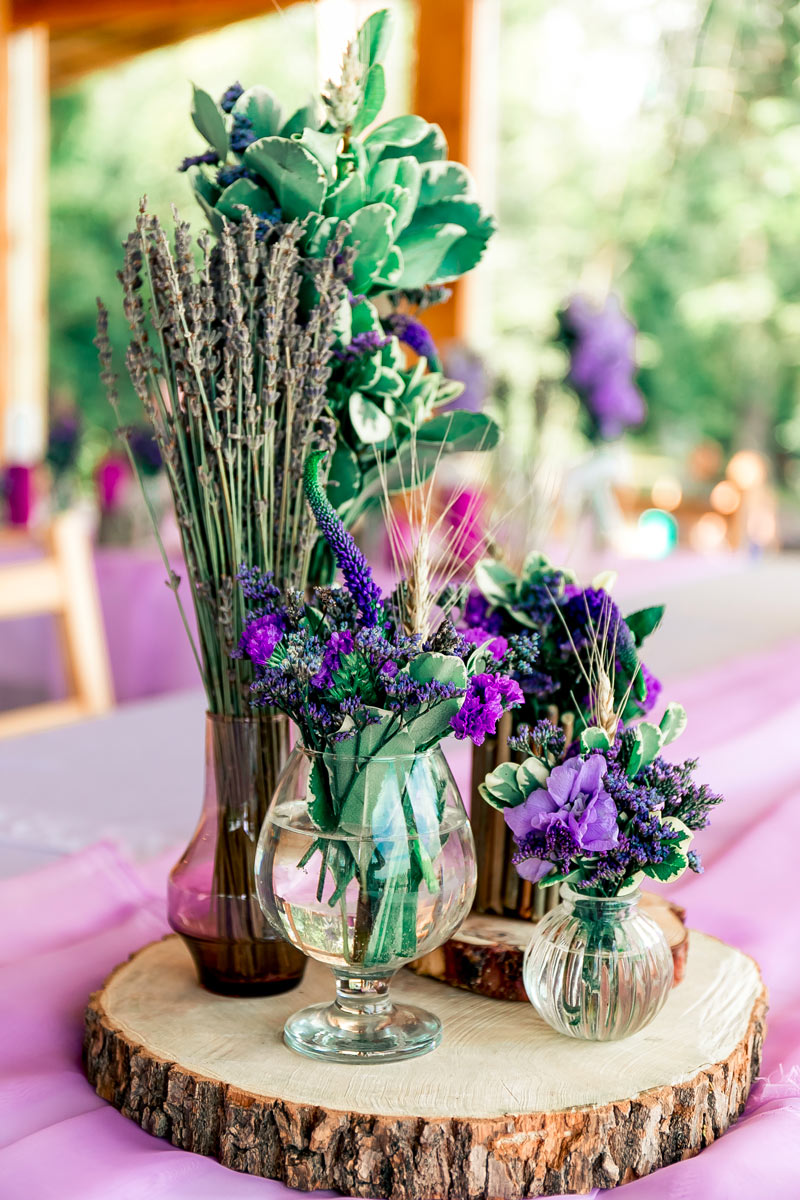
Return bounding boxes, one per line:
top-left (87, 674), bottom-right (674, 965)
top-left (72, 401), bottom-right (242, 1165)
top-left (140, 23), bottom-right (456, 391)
top-left (450, 673), bottom-right (524, 746)
top-left (240, 614), bottom-right (284, 666)
top-left (504, 754), bottom-right (619, 882)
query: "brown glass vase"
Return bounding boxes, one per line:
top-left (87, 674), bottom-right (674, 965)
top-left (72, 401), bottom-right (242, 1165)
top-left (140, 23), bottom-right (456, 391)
top-left (470, 712), bottom-right (560, 922)
top-left (168, 712), bottom-right (307, 996)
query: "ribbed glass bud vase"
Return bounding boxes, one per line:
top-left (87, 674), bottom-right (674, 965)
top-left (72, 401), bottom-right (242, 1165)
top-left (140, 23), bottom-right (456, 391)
top-left (523, 885), bottom-right (673, 1041)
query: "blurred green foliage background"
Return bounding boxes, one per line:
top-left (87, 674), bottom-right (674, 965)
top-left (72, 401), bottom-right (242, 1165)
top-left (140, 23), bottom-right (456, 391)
top-left (48, 0), bottom-right (800, 494)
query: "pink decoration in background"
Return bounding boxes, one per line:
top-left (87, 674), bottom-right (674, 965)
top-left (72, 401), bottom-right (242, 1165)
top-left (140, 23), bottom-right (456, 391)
top-left (4, 464), bottom-right (34, 526)
top-left (95, 455), bottom-right (130, 513)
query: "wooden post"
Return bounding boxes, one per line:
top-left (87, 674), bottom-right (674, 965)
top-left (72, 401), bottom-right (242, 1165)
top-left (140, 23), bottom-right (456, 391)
top-left (412, 0), bottom-right (474, 350)
top-left (0, 0), bottom-right (9, 462)
top-left (3, 24), bottom-right (48, 465)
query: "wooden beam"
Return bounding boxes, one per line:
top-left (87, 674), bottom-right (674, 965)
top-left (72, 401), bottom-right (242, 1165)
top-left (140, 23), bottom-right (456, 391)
top-left (412, 0), bottom-right (475, 350)
top-left (10, 0), bottom-right (303, 32)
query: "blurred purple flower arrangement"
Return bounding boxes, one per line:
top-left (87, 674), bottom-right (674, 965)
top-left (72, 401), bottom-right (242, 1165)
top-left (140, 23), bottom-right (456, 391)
top-left (558, 294), bottom-right (646, 442)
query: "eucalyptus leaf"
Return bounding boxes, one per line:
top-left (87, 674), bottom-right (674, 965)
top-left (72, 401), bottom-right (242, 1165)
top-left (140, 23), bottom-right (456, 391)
top-left (297, 128), bottom-right (342, 175)
top-left (478, 761), bottom-right (527, 811)
top-left (394, 222), bottom-right (464, 289)
top-left (324, 171), bottom-right (366, 219)
top-left (190, 84), bottom-right (228, 158)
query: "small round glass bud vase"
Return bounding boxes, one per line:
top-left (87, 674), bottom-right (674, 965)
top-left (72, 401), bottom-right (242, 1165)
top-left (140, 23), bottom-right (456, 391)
top-left (255, 744), bottom-right (477, 1063)
top-left (523, 885), bottom-right (673, 1041)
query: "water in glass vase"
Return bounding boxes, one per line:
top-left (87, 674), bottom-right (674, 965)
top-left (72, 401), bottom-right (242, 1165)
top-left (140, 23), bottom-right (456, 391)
top-left (255, 745), bottom-right (477, 1063)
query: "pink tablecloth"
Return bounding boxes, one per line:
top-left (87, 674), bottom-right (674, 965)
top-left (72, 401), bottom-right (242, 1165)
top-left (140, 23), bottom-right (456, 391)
top-left (2, 642), bottom-right (800, 1197)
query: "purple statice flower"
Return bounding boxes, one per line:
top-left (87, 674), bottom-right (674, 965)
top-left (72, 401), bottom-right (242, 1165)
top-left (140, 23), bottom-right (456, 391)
top-left (450, 673), bottom-right (524, 746)
top-left (254, 211), bottom-right (283, 241)
top-left (559, 587), bottom-right (636, 669)
top-left (179, 150), bottom-right (219, 173)
top-left (561, 294), bottom-right (645, 440)
top-left (505, 754), bottom-right (619, 883)
top-left (230, 113), bottom-right (256, 154)
top-left (311, 629), bottom-right (355, 689)
top-left (217, 164), bottom-right (255, 189)
top-left (332, 330), bottom-right (392, 362)
top-left (463, 627), bottom-right (508, 660)
top-left (383, 313), bottom-right (438, 362)
top-left (463, 590), bottom-right (505, 636)
top-left (238, 613), bottom-right (284, 666)
top-left (220, 82), bottom-right (244, 113)
top-left (304, 451), bottom-right (382, 626)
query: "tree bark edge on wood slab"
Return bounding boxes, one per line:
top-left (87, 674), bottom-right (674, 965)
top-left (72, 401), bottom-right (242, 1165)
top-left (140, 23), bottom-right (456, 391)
top-left (83, 936), bottom-right (766, 1200)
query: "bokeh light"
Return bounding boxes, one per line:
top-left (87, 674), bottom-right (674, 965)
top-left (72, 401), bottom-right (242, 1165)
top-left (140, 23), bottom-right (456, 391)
top-left (651, 477), bottom-right (682, 511)
top-left (636, 508), bottom-right (678, 559)
top-left (710, 481), bottom-right (740, 515)
top-left (726, 451), bottom-right (767, 491)
top-left (689, 512), bottom-right (728, 552)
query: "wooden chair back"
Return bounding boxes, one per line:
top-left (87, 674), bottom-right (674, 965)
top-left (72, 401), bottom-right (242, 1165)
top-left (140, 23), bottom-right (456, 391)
top-left (0, 511), bottom-right (113, 737)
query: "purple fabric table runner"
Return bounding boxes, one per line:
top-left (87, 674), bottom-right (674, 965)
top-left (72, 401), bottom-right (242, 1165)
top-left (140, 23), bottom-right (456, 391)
top-left (2, 642), bottom-right (800, 1197)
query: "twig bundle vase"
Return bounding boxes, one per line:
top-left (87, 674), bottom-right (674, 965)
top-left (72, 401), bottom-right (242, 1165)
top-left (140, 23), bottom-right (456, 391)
top-left (168, 713), bottom-right (306, 996)
top-left (523, 885), bottom-right (673, 1041)
top-left (470, 713), bottom-right (560, 921)
top-left (255, 744), bottom-right (477, 1062)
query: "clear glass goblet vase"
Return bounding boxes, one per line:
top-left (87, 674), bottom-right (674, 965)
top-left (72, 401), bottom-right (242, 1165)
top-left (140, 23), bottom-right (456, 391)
top-left (523, 885), bottom-right (673, 1041)
top-left (256, 744), bottom-right (477, 1063)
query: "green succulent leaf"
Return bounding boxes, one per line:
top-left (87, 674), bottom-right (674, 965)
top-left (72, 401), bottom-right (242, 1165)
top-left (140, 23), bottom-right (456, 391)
top-left (345, 203), bottom-right (396, 292)
top-left (659, 702), bottom-right (688, 746)
top-left (414, 410), bottom-right (500, 453)
top-left (625, 604), bottom-right (666, 647)
top-left (365, 114), bottom-right (432, 158)
top-left (626, 729), bottom-right (644, 778)
top-left (243, 136), bottom-right (327, 219)
top-left (326, 445), bottom-right (361, 509)
top-left (478, 760), bottom-right (527, 811)
top-left (324, 171), bottom-right (366, 218)
top-left (394, 222), bottom-right (465, 289)
top-left (580, 726), bottom-right (612, 752)
top-left (516, 757), bottom-right (549, 795)
top-left (215, 178), bottom-right (276, 220)
top-left (297, 128), bottom-right (342, 175)
top-left (352, 63), bottom-right (386, 136)
top-left (381, 123), bottom-right (448, 163)
top-left (349, 392), bottom-right (393, 444)
top-left (357, 8), bottom-right (394, 66)
top-left (190, 84), bottom-right (228, 159)
top-left (418, 160), bottom-right (475, 205)
top-left (233, 86), bottom-right (283, 139)
top-left (637, 721), bottom-right (663, 766)
top-left (280, 99), bottom-right (323, 137)
top-left (474, 559), bottom-right (518, 609)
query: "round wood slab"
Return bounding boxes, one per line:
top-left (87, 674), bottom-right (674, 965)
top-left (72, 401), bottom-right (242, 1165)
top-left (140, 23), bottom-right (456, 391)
top-left (84, 932), bottom-right (766, 1199)
top-left (409, 894), bottom-right (690, 1003)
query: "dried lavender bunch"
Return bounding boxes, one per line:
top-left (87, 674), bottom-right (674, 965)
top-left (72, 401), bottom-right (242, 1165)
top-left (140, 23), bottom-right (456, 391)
top-left (96, 202), bottom-right (351, 715)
